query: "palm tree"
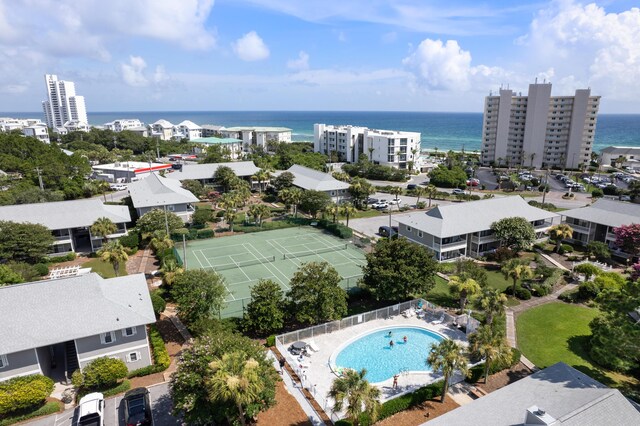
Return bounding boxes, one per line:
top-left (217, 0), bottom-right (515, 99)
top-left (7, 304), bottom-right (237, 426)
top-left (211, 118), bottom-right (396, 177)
top-left (254, 169), bottom-right (271, 193)
top-left (219, 192), bottom-right (238, 211)
top-left (207, 352), bottom-right (264, 426)
top-left (413, 186), bottom-right (426, 207)
top-left (328, 368), bottom-right (381, 426)
top-left (97, 240), bottom-right (128, 277)
top-left (160, 257), bottom-right (184, 286)
top-left (390, 186), bottom-right (403, 201)
top-left (90, 217), bottom-right (117, 245)
top-left (248, 204), bottom-right (271, 227)
top-left (224, 209), bottom-right (237, 233)
top-left (368, 147), bottom-right (375, 162)
top-left (325, 202), bottom-right (340, 223)
top-left (469, 325), bottom-right (512, 383)
top-left (426, 184), bottom-right (437, 207)
top-left (548, 224), bottom-right (573, 253)
top-left (530, 152), bottom-right (536, 168)
top-left (448, 276), bottom-right (482, 311)
top-left (427, 339), bottom-right (469, 402)
top-left (478, 288), bottom-right (507, 327)
top-left (501, 259), bottom-right (533, 296)
top-left (150, 231), bottom-right (174, 254)
top-left (340, 203), bottom-right (357, 227)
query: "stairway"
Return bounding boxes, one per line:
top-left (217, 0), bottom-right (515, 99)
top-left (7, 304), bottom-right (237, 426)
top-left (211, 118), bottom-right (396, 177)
top-left (64, 341), bottom-right (79, 375)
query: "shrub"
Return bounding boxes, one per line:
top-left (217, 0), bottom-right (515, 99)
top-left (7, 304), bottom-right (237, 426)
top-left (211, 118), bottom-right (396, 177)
top-left (196, 229), bottom-right (214, 239)
top-left (558, 244), bottom-right (573, 254)
top-left (127, 325), bottom-right (170, 378)
top-left (559, 289), bottom-right (579, 303)
top-left (266, 335), bottom-right (276, 347)
top-left (33, 263), bottom-right (49, 276)
top-left (81, 357), bottom-right (128, 389)
top-left (0, 401), bottom-right (62, 426)
top-left (591, 188), bottom-right (604, 198)
top-left (0, 374), bottom-right (54, 416)
top-left (532, 284), bottom-right (551, 296)
top-left (416, 201), bottom-right (426, 209)
top-left (150, 292), bottom-right (166, 316)
top-left (119, 231), bottom-right (140, 249)
top-left (216, 210), bottom-right (225, 218)
top-left (514, 287), bottom-right (532, 300)
top-left (488, 247), bottom-right (516, 262)
top-left (577, 281), bottom-right (601, 301)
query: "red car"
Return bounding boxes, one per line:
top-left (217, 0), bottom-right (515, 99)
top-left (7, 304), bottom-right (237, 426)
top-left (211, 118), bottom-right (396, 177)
top-left (466, 178), bottom-right (479, 186)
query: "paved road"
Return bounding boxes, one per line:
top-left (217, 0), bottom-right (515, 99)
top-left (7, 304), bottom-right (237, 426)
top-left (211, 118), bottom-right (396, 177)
top-left (27, 382), bottom-right (181, 426)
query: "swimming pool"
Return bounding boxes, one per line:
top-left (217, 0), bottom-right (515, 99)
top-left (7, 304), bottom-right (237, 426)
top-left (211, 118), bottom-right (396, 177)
top-left (333, 326), bottom-right (445, 383)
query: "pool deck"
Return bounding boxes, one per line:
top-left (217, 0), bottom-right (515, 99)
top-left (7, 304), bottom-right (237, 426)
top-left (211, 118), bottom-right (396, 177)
top-left (280, 314), bottom-right (467, 421)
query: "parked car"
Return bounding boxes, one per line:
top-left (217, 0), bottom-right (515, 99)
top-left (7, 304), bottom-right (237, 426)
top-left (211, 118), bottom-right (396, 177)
top-left (388, 198), bottom-right (402, 205)
top-left (123, 388), bottom-right (153, 426)
top-left (620, 195), bottom-right (632, 201)
top-left (366, 197), bottom-right (379, 204)
top-left (109, 183), bottom-right (127, 191)
top-left (452, 189), bottom-right (465, 195)
top-left (498, 175), bottom-right (510, 182)
top-left (378, 226), bottom-right (398, 237)
top-left (77, 393), bottom-right (105, 426)
top-left (407, 184), bottom-right (417, 190)
top-left (372, 201), bottom-right (389, 209)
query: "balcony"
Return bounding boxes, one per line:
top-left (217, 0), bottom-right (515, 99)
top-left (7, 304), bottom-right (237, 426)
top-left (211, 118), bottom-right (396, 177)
top-left (438, 238), bottom-right (467, 250)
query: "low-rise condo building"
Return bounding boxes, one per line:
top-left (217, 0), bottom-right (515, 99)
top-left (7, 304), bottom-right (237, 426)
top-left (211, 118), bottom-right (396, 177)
top-left (396, 196), bottom-right (559, 261)
top-left (149, 119), bottom-right (174, 141)
top-left (175, 120), bottom-right (202, 140)
top-left (313, 124), bottom-right (420, 169)
top-left (0, 273), bottom-right (156, 382)
top-left (0, 118), bottom-right (50, 143)
top-left (219, 126), bottom-right (292, 150)
top-left (165, 161), bottom-right (260, 186)
top-left (128, 173), bottom-right (199, 220)
top-left (92, 161), bottom-right (172, 183)
top-left (103, 119), bottom-right (144, 132)
top-left (561, 199), bottom-right (640, 258)
top-left (0, 198), bottom-right (130, 255)
top-left (191, 137), bottom-right (244, 159)
top-left (481, 82), bottom-right (600, 169)
top-left (278, 164), bottom-right (350, 203)
top-left (599, 146), bottom-right (640, 169)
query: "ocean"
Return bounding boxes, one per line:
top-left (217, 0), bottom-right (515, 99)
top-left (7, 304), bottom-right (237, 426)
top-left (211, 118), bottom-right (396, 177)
top-left (4, 110), bottom-right (640, 153)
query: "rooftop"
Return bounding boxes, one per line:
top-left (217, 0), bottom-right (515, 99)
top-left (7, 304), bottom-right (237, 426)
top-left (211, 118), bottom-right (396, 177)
top-left (284, 164), bottom-right (350, 192)
top-left (191, 136), bottom-right (243, 145)
top-left (0, 198), bottom-right (130, 230)
top-left (177, 120), bottom-right (201, 129)
top-left (222, 126), bottom-right (291, 133)
top-left (397, 196), bottom-right (558, 238)
top-left (562, 199), bottom-right (640, 228)
top-left (128, 173), bottom-right (198, 208)
top-left (425, 362), bottom-right (640, 426)
top-left (165, 161), bottom-right (260, 180)
top-left (93, 161), bottom-right (172, 173)
top-left (0, 273), bottom-right (155, 354)
top-left (151, 119), bottom-right (173, 128)
top-left (600, 146), bottom-right (640, 154)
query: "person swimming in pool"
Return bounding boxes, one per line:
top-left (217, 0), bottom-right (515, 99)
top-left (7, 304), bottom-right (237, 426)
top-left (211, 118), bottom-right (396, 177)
top-left (403, 336), bottom-right (408, 343)
top-left (389, 340), bottom-right (394, 348)
top-left (386, 331), bottom-right (393, 338)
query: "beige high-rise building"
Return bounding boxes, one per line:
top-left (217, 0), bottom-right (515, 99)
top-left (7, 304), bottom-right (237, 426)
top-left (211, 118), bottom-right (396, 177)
top-left (481, 83), bottom-right (600, 169)
top-left (42, 74), bottom-right (88, 130)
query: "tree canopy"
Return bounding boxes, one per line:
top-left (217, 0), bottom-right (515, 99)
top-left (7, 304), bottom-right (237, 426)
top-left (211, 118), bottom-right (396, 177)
top-left (171, 270), bottom-right (227, 325)
top-left (613, 223), bottom-right (640, 256)
top-left (287, 262), bottom-right (347, 325)
top-left (490, 217), bottom-right (536, 252)
top-left (170, 330), bottom-right (278, 424)
top-left (273, 171), bottom-right (295, 191)
top-left (243, 279), bottom-right (285, 336)
top-left (299, 190), bottom-right (331, 218)
top-left (362, 238), bottom-right (439, 301)
top-left (428, 165), bottom-right (468, 188)
top-left (136, 208), bottom-right (184, 235)
top-left (0, 221), bottom-right (54, 263)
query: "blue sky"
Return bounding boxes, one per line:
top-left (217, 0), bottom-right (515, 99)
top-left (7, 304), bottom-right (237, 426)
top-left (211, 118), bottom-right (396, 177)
top-left (1, 0), bottom-right (639, 113)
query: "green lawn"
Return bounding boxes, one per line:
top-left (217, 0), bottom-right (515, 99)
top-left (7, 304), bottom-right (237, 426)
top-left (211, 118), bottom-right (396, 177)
top-left (84, 258), bottom-right (127, 278)
top-left (485, 270), bottom-right (512, 292)
top-left (515, 302), bottom-right (636, 388)
top-left (427, 270), bottom-right (521, 308)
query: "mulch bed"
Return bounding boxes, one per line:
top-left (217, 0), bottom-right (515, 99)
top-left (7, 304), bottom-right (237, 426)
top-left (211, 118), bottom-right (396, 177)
top-left (376, 397), bottom-right (460, 426)
top-left (156, 315), bottom-right (186, 349)
top-left (475, 362), bottom-right (533, 393)
top-left (256, 381), bottom-right (312, 426)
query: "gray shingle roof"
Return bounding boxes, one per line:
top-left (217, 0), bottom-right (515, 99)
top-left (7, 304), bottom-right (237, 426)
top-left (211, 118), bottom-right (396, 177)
top-left (562, 199), bottom-right (640, 228)
top-left (0, 273), bottom-right (155, 354)
top-left (0, 198), bottom-right (131, 230)
top-left (397, 196), bottom-right (558, 238)
top-left (425, 362), bottom-right (640, 426)
top-left (128, 173), bottom-right (198, 209)
top-left (600, 146), bottom-right (640, 155)
top-left (286, 165), bottom-right (350, 192)
top-left (164, 161), bottom-right (260, 181)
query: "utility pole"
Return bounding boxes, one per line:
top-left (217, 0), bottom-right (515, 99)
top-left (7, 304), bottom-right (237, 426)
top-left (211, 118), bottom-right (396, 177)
top-left (35, 168), bottom-right (44, 191)
top-left (542, 168), bottom-right (550, 204)
top-left (156, 137), bottom-right (160, 161)
top-left (163, 205), bottom-right (170, 235)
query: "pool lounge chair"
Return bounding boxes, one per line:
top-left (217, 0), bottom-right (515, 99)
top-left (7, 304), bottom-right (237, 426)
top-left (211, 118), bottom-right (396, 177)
top-left (402, 309), bottom-right (415, 318)
top-left (430, 313), bottom-right (445, 325)
top-left (308, 340), bottom-right (320, 353)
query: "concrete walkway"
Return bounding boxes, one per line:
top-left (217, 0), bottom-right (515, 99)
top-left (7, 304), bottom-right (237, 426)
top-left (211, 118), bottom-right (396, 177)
top-left (536, 250), bottom-right (570, 271)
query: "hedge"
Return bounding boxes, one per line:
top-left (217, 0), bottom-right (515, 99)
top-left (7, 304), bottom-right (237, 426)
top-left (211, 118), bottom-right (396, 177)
top-left (317, 220), bottom-right (353, 239)
top-left (336, 381), bottom-right (443, 426)
top-left (128, 325), bottom-right (170, 378)
top-left (119, 231), bottom-right (140, 249)
top-left (77, 380), bottom-right (130, 401)
top-left (150, 292), bottom-right (166, 316)
top-left (33, 263), bottom-right (49, 276)
top-left (0, 401), bottom-right (62, 426)
top-left (0, 374), bottom-right (54, 416)
top-left (196, 229), bottom-right (215, 239)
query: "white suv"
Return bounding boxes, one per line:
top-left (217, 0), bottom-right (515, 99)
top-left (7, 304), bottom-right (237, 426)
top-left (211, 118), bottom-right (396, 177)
top-left (77, 392), bottom-right (105, 426)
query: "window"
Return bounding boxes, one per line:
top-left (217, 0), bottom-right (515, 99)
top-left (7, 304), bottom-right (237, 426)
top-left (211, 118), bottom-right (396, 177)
top-left (0, 354), bottom-right (7, 369)
top-left (126, 352), bottom-right (141, 363)
top-left (122, 327), bottom-right (137, 337)
top-left (406, 226), bottom-right (412, 232)
top-left (100, 332), bottom-right (116, 345)
top-left (418, 231), bottom-right (423, 238)
top-left (167, 205), bottom-right (175, 211)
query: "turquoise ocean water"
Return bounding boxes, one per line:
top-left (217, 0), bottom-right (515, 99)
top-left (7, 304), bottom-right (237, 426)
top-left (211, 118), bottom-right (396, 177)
top-left (4, 111), bottom-right (639, 153)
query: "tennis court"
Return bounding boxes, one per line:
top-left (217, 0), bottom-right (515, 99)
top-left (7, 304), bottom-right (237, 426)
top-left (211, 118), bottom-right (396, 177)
top-left (176, 227), bottom-right (367, 317)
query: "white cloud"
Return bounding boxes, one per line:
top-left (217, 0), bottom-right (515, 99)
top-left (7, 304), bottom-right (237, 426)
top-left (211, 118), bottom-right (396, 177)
top-left (233, 31), bottom-right (270, 61)
top-left (121, 56), bottom-right (149, 87)
top-left (519, 1), bottom-right (640, 100)
top-left (153, 65), bottom-right (170, 85)
top-left (289, 68), bottom-right (408, 86)
top-left (287, 51), bottom-right (309, 70)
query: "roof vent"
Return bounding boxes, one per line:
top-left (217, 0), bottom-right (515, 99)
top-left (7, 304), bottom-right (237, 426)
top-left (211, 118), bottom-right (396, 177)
top-left (525, 405), bottom-right (557, 425)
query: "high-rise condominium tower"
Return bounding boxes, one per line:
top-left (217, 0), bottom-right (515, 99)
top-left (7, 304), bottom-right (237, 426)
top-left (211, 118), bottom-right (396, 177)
top-left (481, 83), bottom-right (600, 169)
top-left (42, 74), bottom-right (88, 129)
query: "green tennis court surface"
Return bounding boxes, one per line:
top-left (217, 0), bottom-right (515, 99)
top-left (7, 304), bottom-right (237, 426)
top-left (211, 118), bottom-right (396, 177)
top-left (176, 227), bottom-right (366, 318)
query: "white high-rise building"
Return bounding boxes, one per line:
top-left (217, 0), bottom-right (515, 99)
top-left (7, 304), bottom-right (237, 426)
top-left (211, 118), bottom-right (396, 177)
top-left (314, 124), bottom-right (420, 169)
top-left (42, 74), bottom-right (88, 130)
top-left (481, 83), bottom-right (600, 169)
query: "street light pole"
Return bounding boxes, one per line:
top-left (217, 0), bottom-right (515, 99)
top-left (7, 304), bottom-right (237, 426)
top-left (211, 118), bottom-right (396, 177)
top-left (542, 168), bottom-right (550, 204)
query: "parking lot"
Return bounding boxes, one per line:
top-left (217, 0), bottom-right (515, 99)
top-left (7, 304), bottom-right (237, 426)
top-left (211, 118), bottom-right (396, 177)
top-left (27, 383), bottom-right (182, 426)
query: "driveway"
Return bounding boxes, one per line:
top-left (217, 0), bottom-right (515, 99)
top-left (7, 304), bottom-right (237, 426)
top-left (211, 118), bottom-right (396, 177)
top-left (26, 382), bottom-right (182, 426)
top-left (348, 211), bottom-right (423, 239)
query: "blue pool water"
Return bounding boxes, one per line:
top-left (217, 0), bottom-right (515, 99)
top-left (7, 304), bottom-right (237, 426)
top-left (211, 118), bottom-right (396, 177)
top-left (334, 327), bottom-right (445, 383)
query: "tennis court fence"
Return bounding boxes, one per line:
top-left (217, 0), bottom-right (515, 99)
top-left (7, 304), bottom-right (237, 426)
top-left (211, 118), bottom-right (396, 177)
top-left (283, 243), bottom-right (349, 259)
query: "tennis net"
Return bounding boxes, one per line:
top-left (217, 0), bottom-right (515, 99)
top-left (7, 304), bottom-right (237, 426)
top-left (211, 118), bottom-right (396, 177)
top-left (283, 244), bottom-right (348, 259)
top-left (213, 256), bottom-right (276, 271)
